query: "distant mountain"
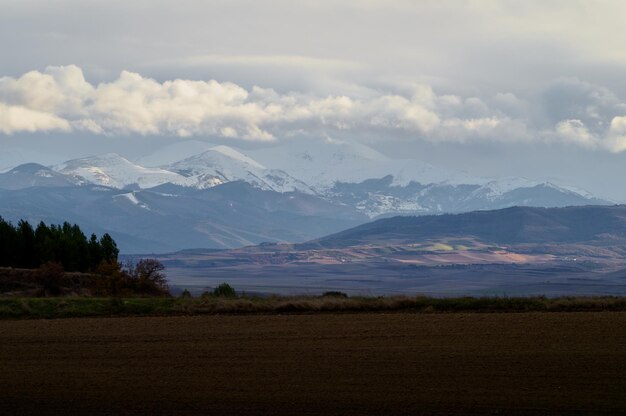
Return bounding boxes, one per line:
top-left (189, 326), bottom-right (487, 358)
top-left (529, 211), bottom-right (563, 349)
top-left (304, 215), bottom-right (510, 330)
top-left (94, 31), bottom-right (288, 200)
top-left (248, 138), bottom-right (467, 190)
top-left (38, 140), bottom-right (609, 214)
top-left (327, 176), bottom-right (608, 217)
top-left (0, 163), bottom-right (82, 190)
top-left (167, 145), bottom-right (315, 193)
top-left (311, 205), bottom-right (626, 248)
top-left (0, 182), bottom-right (366, 253)
top-left (0, 148), bottom-right (65, 173)
top-left (55, 153), bottom-right (190, 189)
top-left (0, 139), bottom-right (613, 253)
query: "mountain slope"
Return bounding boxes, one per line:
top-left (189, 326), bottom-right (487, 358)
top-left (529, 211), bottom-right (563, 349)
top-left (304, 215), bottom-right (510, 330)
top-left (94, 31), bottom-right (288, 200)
top-left (0, 163), bottom-right (82, 190)
top-left (167, 146), bottom-right (315, 193)
top-left (0, 182), bottom-right (366, 253)
top-left (311, 205), bottom-right (626, 248)
top-left (327, 177), bottom-right (609, 218)
top-left (55, 153), bottom-right (191, 189)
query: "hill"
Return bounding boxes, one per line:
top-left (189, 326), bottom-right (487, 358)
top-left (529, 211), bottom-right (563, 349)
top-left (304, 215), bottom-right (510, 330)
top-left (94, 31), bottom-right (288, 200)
top-left (153, 204), bottom-right (626, 297)
top-left (310, 205), bottom-right (626, 248)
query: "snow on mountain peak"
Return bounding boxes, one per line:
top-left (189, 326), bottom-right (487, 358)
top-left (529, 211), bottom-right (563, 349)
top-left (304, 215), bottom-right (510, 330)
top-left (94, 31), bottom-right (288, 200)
top-left (168, 146), bottom-right (313, 194)
top-left (18, 138), bottom-right (604, 214)
top-left (207, 145), bottom-right (266, 169)
top-left (56, 153), bottom-right (191, 189)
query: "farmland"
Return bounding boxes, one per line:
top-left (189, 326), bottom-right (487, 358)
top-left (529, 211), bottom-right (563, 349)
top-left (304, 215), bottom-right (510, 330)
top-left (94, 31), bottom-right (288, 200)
top-left (0, 312), bottom-right (624, 415)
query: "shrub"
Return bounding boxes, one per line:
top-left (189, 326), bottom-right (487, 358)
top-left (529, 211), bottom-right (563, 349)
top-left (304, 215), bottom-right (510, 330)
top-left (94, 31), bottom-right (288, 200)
top-left (37, 262), bottom-right (65, 297)
top-left (126, 259), bottom-right (169, 296)
top-left (91, 260), bottom-right (132, 297)
top-left (321, 291), bottom-right (348, 298)
top-left (212, 283), bottom-right (237, 298)
top-left (180, 289), bottom-right (192, 298)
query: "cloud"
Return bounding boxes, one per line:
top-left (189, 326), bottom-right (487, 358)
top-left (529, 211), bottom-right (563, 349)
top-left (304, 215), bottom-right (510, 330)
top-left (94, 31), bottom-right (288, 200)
top-left (540, 78), bottom-right (626, 132)
top-left (553, 116), bottom-right (626, 152)
top-left (0, 103), bottom-right (70, 134)
top-left (0, 65), bottom-right (497, 141)
top-left (606, 116), bottom-right (626, 152)
top-left (2, 65), bottom-right (626, 153)
top-left (555, 119), bottom-right (597, 148)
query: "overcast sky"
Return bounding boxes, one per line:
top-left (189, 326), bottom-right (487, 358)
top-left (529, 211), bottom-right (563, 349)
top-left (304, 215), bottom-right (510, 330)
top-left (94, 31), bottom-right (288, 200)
top-left (1, 0), bottom-right (626, 200)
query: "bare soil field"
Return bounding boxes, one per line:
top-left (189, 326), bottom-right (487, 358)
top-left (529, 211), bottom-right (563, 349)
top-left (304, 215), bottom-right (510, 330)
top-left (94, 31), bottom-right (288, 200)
top-left (0, 313), bottom-right (625, 415)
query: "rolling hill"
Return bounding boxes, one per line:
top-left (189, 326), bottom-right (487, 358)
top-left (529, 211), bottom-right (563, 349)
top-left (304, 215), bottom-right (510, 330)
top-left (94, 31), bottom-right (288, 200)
top-left (311, 205), bottom-right (626, 248)
top-left (152, 205), bottom-right (626, 296)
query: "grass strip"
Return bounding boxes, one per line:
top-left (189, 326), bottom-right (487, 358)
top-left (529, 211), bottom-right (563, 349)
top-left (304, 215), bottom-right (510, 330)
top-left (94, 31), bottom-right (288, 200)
top-left (1, 295), bottom-right (626, 319)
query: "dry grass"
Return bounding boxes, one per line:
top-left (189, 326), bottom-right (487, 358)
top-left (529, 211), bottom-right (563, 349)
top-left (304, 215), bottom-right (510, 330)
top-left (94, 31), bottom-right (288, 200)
top-left (1, 294), bottom-right (626, 319)
top-left (181, 295), bottom-right (626, 314)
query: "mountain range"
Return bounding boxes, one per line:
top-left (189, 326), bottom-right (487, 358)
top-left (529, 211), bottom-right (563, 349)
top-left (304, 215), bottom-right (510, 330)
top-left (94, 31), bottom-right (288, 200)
top-left (0, 139), bottom-right (610, 253)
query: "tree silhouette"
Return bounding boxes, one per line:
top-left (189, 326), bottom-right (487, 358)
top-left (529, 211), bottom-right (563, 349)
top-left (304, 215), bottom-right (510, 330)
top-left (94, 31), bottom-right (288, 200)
top-left (0, 217), bottom-right (119, 272)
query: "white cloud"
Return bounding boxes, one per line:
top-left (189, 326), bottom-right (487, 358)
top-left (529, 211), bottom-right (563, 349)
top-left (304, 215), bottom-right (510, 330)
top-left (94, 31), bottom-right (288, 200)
top-left (0, 103), bottom-right (70, 134)
top-left (0, 65), bottom-right (499, 141)
top-left (552, 116), bottom-right (626, 152)
top-left (2, 65), bottom-right (626, 153)
top-left (605, 116), bottom-right (626, 152)
top-left (555, 119), bottom-right (597, 148)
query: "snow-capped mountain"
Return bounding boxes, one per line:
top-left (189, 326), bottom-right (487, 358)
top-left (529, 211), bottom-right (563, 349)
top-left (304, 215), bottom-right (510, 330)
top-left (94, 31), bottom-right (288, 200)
top-left (166, 145), bottom-right (316, 194)
top-left (248, 138), bottom-right (481, 190)
top-left (13, 139), bottom-right (609, 215)
top-left (2, 140), bottom-right (604, 215)
top-left (0, 163), bottom-right (83, 190)
top-left (0, 138), bottom-right (612, 252)
top-left (54, 153), bottom-right (192, 189)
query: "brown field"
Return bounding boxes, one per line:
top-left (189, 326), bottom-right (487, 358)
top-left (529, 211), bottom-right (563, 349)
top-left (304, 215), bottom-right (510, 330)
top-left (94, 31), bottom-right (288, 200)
top-left (1, 313), bottom-right (625, 415)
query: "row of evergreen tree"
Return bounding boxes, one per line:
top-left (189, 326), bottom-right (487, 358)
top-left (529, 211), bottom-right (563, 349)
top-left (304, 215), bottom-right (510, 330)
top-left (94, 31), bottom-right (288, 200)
top-left (0, 218), bottom-right (119, 272)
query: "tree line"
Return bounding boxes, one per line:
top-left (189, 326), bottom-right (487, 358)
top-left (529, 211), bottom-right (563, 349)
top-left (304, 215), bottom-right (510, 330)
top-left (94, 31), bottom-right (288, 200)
top-left (0, 218), bottom-right (170, 297)
top-left (0, 218), bottom-right (119, 272)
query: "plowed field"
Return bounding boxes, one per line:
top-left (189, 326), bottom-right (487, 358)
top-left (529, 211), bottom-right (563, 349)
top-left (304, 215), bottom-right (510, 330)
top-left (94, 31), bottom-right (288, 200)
top-left (1, 312), bottom-right (625, 415)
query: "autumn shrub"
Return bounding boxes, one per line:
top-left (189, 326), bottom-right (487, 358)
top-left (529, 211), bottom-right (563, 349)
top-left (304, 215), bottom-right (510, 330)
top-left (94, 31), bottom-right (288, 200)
top-left (37, 261), bottom-right (65, 297)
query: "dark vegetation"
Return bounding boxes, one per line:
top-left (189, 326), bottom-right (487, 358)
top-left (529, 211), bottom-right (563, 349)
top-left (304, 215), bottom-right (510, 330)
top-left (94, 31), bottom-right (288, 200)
top-left (1, 294), bottom-right (626, 319)
top-left (0, 218), bottom-right (169, 297)
top-left (208, 282), bottom-right (237, 298)
top-left (0, 217), bottom-right (118, 271)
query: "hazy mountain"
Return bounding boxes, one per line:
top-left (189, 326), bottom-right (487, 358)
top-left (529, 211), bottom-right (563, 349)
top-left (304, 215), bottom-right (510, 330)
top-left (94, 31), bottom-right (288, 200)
top-left (0, 163), bottom-right (82, 190)
top-left (0, 182), bottom-right (366, 253)
top-left (0, 139), bottom-right (613, 253)
top-left (0, 148), bottom-right (66, 173)
top-left (248, 138), bottom-right (473, 190)
top-left (326, 176), bottom-right (608, 218)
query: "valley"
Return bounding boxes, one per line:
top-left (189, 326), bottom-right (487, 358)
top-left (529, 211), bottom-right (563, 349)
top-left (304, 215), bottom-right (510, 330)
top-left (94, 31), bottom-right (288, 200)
top-left (153, 205), bottom-right (626, 296)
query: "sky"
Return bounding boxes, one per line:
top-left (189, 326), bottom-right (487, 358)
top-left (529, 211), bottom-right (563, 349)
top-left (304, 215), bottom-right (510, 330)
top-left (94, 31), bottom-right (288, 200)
top-left (1, 0), bottom-right (626, 200)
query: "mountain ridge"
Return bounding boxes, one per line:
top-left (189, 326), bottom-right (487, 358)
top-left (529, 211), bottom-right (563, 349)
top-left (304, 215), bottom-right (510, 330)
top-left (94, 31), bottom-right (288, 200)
top-left (0, 139), bottom-right (613, 253)
top-left (310, 204), bottom-right (626, 248)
